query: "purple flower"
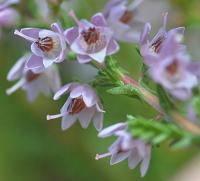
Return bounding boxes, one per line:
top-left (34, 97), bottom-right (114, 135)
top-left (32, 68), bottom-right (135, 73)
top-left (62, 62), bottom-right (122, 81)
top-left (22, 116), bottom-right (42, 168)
top-left (0, 0), bottom-right (19, 27)
top-left (140, 13), bottom-right (185, 66)
top-left (64, 11), bottom-right (119, 64)
top-left (14, 22), bottom-right (67, 73)
top-left (47, 83), bottom-right (104, 131)
top-left (6, 54), bottom-right (61, 101)
top-left (96, 122), bottom-right (151, 177)
top-left (149, 33), bottom-right (198, 100)
top-left (103, 0), bottom-right (144, 43)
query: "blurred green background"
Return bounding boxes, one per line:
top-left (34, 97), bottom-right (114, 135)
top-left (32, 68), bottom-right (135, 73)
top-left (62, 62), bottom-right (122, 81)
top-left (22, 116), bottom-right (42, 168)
top-left (1, 0), bottom-right (200, 180)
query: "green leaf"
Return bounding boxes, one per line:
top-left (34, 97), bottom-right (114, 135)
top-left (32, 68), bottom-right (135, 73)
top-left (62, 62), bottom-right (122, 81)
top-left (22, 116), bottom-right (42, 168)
top-left (107, 84), bottom-right (144, 100)
top-left (127, 116), bottom-right (199, 149)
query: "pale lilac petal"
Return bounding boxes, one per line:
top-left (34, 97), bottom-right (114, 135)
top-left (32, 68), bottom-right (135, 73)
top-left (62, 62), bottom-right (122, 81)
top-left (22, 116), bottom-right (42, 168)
top-left (31, 43), bottom-right (44, 57)
top-left (20, 28), bottom-right (40, 39)
top-left (70, 85), bottom-right (84, 99)
top-left (78, 108), bottom-right (95, 129)
top-left (110, 151), bottom-right (129, 165)
top-left (168, 27), bottom-right (185, 36)
top-left (108, 137), bottom-right (122, 153)
top-left (51, 22), bottom-right (64, 34)
top-left (82, 85), bottom-right (97, 107)
top-left (91, 13), bottom-right (107, 27)
top-left (7, 54), bottom-right (28, 81)
top-left (140, 146), bottom-right (151, 177)
top-left (64, 27), bottom-right (79, 44)
top-left (93, 111), bottom-right (104, 131)
top-left (77, 54), bottom-right (92, 64)
top-left (53, 83), bottom-right (73, 100)
top-left (140, 23), bottom-right (151, 45)
top-left (98, 123), bottom-right (127, 138)
top-left (61, 114), bottom-right (77, 130)
top-left (107, 39), bottom-right (119, 55)
top-left (89, 47), bottom-right (107, 63)
top-left (128, 149), bottom-right (141, 169)
top-left (25, 54), bottom-right (44, 73)
top-left (71, 38), bottom-right (88, 55)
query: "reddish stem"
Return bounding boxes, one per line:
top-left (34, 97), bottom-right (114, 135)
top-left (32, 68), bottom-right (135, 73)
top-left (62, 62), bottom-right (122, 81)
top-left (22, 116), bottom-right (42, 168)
top-left (121, 74), bottom-right (200, 135)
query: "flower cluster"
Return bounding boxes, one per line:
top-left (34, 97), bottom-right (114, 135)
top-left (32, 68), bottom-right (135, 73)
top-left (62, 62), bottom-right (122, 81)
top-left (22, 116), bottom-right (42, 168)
top-left (5, 0), bottom-right (200, 178)
top-left (140, 13), bottom-right (198, 100)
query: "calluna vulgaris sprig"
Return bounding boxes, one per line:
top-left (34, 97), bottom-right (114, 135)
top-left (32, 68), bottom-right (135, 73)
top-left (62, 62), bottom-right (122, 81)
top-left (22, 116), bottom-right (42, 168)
top-left (4, 0), bottom-right (200, 178)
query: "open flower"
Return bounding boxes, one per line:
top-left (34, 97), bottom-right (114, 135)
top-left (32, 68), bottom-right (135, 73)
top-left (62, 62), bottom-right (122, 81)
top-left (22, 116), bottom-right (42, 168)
top-left (140, 13), bottom-right (185, 66)
top-left (0, 0), bottom-right (19, 28)
top-left (6, 54), bottom-right (61, 101)
top-left (64, 11), bottom-right (119, 64)
top-left (47, 83), bottom-right (104, 131)
top-left (103, 0), bottom-right (144, 43)
top-left (14, 22), bottom-right (67, 73)
top-left (96, 122), bottom-right (151, 177)
top-left (149, 33), bottom-right (198, 100)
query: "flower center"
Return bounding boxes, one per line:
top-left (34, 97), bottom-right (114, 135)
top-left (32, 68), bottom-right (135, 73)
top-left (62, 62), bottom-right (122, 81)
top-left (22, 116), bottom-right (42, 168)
top-left (151, 36), bottom-right (165, 53)
top-left (35, 37), bottom-right (54, 52)
top-left (120, 10), bottom-right (134, 24)
top-left (67, 97), bottom-right (86, 115)
top-left (81, 27), bottom-right (100, 45)
top-left (166, 60), bottom-right (178, 76)
top-left (25, 70), bottom-right (41, 82)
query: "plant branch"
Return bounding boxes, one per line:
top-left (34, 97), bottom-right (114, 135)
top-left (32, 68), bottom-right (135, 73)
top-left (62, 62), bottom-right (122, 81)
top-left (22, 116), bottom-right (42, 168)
top-left (121, 74), bottom-right (200, 135)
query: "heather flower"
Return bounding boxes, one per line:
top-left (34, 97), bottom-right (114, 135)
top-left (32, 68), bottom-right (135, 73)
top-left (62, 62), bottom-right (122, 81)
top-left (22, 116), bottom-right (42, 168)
top-left (103, 0), bottom-right (144, 43)
top-left (6, 54), bottom-right (61, 101)
top-left (14, 22), bottom-right (67, 72)
top-left (0, 0), bottom-right (19, 27)
top-left (47, 83), bottom-right (104, 131)
top-left (96, 122), bottom-right (151, 177)
top-left (140, 13), bottom-right (185, 66)
top-left (64, 11), bottom-right (119, 64)
top-left (149, 33), bottom-right (198, 100)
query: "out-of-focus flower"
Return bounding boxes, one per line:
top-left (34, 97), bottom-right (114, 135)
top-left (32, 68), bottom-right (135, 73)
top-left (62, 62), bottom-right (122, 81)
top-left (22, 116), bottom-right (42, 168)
top-left (149, 33), bottom-right (198, 100)
top-left (0, 0), bottom-right (19, 27)
top-left (103, 0), bottom-right (144, 43)
top-left (65, 11), bottom-right (119, 64)
top-left (14, 22), bottom-right (67, 73)
top-left (6, 54), bottom-right (61, 102)
top-left (96, 122), bottom-right (151, 177)
top-left (47, 83), bottom-right (104, 131)
top-left (140, 13), bottom-right (185, 66)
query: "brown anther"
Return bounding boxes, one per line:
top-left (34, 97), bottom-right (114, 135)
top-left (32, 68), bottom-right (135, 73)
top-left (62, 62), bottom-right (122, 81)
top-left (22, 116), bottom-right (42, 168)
top-left (67, 97), bottom-right (86, 115)
top-left (26, 70), bottom-right (41, 82)
top-left (151, 36), bottom-right (165, 53)
top-left (35, 37), bottom-right (54, 52)
top-left (166, 60), bottom-right (178, 75)
top-left (120, 10), bottom-right (134, 24)
top-left (81, 27), bottom-right (100, 45)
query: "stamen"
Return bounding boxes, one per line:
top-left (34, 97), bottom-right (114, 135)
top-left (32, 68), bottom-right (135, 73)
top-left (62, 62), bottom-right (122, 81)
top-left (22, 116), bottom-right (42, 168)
top-left (162, 12), bottom-right (168, 30)
top-left (67, 97), bottom-right (86, 115)
top-left (68, 10), bottom-right (85, 29)
top-left (46, 112), bottom-right (68, 120)
top-left (14, 30), bottom-right (37, 42)
top-left (35, 37), bottom-right (54, 52)
top-left (6, 78), bottom-right (26, 95)
top-left (151, 36), bottom-right (164, 53)
top-left (95, 152), bottom-right (112, 160)
top-left (82, 27), bottom-right (100, 45)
